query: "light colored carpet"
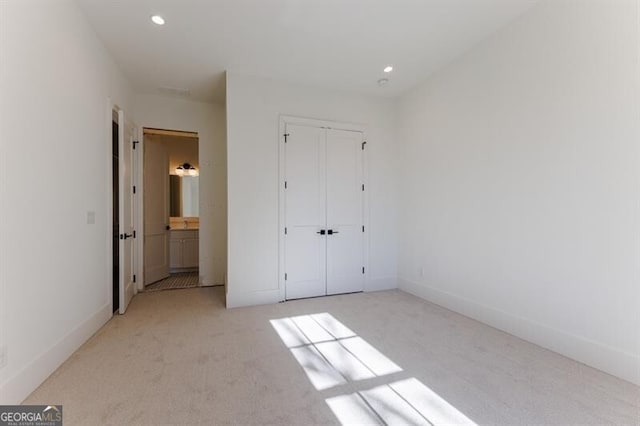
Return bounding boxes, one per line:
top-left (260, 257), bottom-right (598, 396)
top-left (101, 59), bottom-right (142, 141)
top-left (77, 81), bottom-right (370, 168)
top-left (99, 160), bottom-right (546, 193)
top-left (145, 272), bottom-right (200, 292)
top-left (24, 288), bottom-right (639, 425)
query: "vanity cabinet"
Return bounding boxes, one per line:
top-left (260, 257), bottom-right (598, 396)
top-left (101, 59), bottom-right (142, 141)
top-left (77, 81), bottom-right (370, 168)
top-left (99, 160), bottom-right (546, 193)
top-left (169, 229), bottom-right (199, 271)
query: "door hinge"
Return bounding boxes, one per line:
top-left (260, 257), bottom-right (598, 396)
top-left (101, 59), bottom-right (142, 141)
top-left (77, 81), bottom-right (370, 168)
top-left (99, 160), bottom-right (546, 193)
top-left (133, 230), bottom-right (136, 238)
top-left (133, 140), bottom-right (139, 150)
top-left (284, 181), bottom-right (287, 189)
top-left (362, 184), bottom-right (365, 191)
top-left (362, 267), bottom-right (365, 274)
top-left (133, 274), bottom-right (136, 283)
top-left (284, 227), bottom-right (287, 235)
top-left (362, 225), bottom-right (365, 232)
top-left (362, 141), bottom-right (367, 150)
top-left (285, 273), bottom-right (288, 281)
top-left (284, 133), bottom-right (290, 143)
top-left (133, 185), bottom-right (136, 194)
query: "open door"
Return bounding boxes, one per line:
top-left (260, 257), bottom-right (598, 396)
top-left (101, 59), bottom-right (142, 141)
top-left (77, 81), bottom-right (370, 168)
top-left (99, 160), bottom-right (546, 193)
top-left (144, 136), bottom-right (170, 285)
top-left (118, 111), bottom-right (136, 314)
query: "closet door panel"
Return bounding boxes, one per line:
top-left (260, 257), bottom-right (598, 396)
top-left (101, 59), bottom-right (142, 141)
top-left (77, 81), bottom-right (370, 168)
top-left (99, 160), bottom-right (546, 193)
top-left (326, 129), bottom-right (364, 295)
top-left (284, 124), bottom-right (327, 300)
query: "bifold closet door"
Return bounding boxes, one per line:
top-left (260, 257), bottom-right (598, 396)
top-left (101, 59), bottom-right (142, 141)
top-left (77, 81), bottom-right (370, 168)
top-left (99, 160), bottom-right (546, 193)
top-left (284, 124), bottom-right (327, 300)
top-left (325, 129), bottom-right (364, 295)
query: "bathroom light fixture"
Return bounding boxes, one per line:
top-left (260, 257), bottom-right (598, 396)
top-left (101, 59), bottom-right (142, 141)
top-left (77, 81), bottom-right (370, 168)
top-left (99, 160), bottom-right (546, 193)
top-left (176, 163), bottom-right (198, 177)
top-left (383, 66), bottom-right (393, 73)
top-left (151, 15), bottom-right (165, 25)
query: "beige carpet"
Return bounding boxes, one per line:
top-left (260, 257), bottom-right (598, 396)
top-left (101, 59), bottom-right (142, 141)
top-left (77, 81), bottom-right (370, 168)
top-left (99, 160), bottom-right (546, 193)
top-left (24, 287), bottom-right (639, 425)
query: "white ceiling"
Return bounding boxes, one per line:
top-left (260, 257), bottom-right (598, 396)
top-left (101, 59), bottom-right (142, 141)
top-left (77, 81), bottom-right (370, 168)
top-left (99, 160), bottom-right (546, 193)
top-left (76, 0), bottom-right (538, 104)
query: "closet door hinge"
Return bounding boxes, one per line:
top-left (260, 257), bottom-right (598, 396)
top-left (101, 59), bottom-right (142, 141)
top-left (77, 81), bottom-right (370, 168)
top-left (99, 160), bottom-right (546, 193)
top-left (133, 230), bottom-right (137, 238)
top-left (362, 225), bottom-right (365, 232)
top-left (133, 274), bottom-right (136, 283)
top-left (284, 227), bottom-right (287, 235)
top-left (362, 267), bottom-right (365, 274)
top-left (284, 181), bottom-right (287, 189)
top-left (133, 185), bottom-right (136, 194)
top-left (362, 184), bottom-right (365, 191)
top-left (285, 273), bottom-right (288, 281)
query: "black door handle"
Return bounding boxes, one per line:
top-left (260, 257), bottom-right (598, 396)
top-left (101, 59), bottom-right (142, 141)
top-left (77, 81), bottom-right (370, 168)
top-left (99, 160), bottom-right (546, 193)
top-left (316, 229), bottom-right (326, 235)
top-left (120, 233), bottom-right (133, 240)
top-left (327, 229), bottom-right (339, 235)
top-left (166, 225), bottom-right (171, 230)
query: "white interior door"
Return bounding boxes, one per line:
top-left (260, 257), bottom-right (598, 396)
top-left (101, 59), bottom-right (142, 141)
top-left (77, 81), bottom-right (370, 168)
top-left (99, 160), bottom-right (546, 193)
top-left (326, 129), bottom-right (364, 295)
top-left (284, 123), bottom-right (364, 300)
top-left (118, 112), bottom-right (136, 313)
top-left (284, 124), bottom-right (327, 300)
top-left (144, 136), bottom-right (170, 285)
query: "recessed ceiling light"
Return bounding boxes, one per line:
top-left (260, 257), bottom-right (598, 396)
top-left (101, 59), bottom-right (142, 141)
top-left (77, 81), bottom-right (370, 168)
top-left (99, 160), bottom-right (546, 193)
top-left (377, 78), bottom-right (389, 86)
top-left (383, 66), bottom-right (393, 73)
top-left (151, 15), bottom-right (165, 25)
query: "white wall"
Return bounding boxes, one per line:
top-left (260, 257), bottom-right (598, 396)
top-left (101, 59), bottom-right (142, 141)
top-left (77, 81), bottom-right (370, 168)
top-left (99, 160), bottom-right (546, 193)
top-left (226, 73), bottom-right (398, 307)
top-left (133, 94), bottom-right (227, 286)
top-left (396, 0), bottom-right (640, 385)
top-left (0, 0), bottom-right (133, 403)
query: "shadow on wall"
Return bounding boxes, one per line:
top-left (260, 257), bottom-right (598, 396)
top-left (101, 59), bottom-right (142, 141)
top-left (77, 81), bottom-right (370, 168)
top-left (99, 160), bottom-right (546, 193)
top-left (270, 313), bottom-right (476, 425)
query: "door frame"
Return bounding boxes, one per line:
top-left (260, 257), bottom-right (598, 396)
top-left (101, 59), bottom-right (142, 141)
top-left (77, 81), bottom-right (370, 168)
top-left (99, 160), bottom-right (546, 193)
top-left (278, 115), bottom-right (370, 302)
top-left (107, 99), bottom-right (139, 314)
top-left (134, 127), bottom-right (144, 292)
top-left (133, 127), bottom-right (200, 292)
top-left (118, 110), bottom-right (138, 313)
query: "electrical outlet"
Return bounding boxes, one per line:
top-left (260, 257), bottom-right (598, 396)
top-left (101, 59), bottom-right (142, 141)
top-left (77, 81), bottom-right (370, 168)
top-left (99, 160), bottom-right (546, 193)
top-left (0, 346), bottom-right (7, 370)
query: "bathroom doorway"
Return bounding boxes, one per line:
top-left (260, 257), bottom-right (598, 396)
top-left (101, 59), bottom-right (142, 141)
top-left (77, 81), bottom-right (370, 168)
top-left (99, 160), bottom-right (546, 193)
top-left (142, 127), bottom-right (200, 292)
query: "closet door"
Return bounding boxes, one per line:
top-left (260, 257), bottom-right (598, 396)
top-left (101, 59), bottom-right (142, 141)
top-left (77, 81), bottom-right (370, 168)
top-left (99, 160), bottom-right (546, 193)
top-left (325, 129), bottom-right (364, 295)
top-left (284, 124), bottom-right (327, 300)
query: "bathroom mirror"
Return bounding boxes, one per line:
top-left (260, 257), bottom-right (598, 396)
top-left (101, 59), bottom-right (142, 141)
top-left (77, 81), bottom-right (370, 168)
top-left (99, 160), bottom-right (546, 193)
top-left (170, 175), bottom-right (199, 217)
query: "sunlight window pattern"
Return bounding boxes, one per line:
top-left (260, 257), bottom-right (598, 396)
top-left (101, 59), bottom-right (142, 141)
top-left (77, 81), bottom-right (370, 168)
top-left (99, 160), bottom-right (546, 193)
top-left (271, 313), bottom-right (476, 425)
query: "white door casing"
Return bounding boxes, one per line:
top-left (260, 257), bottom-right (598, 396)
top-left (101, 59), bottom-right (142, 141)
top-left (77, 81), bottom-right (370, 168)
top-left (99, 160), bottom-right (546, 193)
top-left (144, 136), bottom-right (170, 285)
top-left (118, 111), bottom-right (136, 313)
top-left (282, 118), bottom-right (365, 300)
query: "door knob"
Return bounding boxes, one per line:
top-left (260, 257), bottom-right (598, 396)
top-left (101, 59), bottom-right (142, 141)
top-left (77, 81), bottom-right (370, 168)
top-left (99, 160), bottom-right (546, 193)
top-left (316, 229), bottom-right (326, 235)
top-left (120, 233), bottom-right (133, 240)
top-left (327, 229), bottom-right (339, 235)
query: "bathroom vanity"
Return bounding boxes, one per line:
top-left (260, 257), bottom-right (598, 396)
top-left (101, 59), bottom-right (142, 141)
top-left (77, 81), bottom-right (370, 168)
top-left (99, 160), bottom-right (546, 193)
top-left (169, 228), bottom-right (199, 271)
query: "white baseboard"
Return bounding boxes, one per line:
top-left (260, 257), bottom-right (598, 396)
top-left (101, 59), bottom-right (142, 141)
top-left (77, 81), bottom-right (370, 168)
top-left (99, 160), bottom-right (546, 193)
top-left (200, 274), bottom-right (225, 287)
top-left (0, 303), bottom-right (112, 404)
top-left (399, 278), bottom-right (640, 386)
top-left (226, 289), bottom-right (280, 308)
top-left (365, 275), bottom-right (398, 292)
top-left (227, 276), bottom-right (397, 308)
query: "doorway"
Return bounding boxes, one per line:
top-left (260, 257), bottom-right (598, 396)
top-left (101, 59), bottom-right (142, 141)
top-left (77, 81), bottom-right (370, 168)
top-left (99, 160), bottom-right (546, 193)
top-left (280, 117), bottom-right (367, 300)
top-left (142, 128), bottom-right (200, 292)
